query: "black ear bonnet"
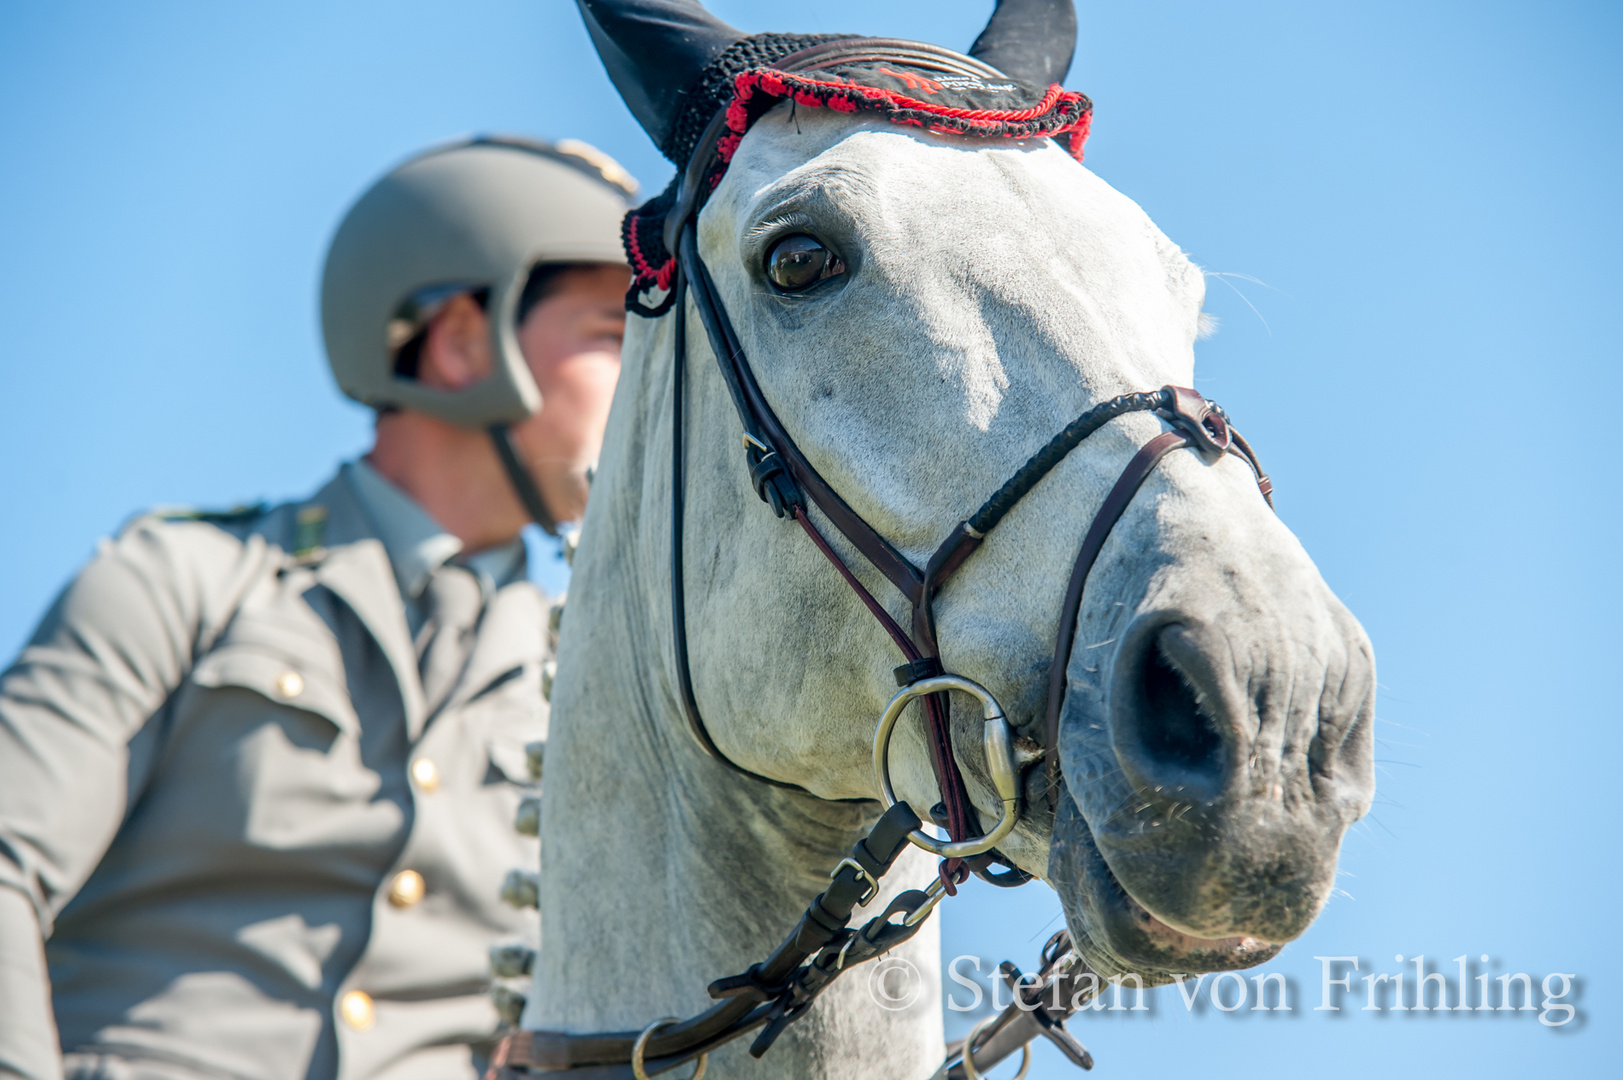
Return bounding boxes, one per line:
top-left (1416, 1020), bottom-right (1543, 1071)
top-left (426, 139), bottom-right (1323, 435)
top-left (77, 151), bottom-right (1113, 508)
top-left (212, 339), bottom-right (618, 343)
top-left (575, 1), bottom-right (1091, 313)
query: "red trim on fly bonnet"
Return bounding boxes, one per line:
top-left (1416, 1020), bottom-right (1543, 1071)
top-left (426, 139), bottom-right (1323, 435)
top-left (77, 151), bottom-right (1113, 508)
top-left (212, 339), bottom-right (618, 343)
top-left (623, 54), bottom-right (1092, 309)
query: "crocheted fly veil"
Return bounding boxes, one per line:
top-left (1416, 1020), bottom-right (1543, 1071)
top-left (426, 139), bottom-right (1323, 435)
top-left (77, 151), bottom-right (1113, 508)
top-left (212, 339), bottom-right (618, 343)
top-left (573, 0), bottom-right (1093, 315)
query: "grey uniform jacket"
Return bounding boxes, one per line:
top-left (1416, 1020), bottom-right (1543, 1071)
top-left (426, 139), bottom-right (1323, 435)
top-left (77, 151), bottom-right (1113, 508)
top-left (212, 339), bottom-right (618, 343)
top-left (0, 464), bottom-right (546, 1080)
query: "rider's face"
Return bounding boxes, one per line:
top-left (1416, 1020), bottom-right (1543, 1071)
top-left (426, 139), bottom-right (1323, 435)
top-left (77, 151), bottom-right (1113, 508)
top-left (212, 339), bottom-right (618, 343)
top-left (508, 264), bottom-right (629, 523)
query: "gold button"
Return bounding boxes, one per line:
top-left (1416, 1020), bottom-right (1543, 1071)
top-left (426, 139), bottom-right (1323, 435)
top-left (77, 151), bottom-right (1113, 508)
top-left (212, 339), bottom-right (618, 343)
top-left (410, 757), bottom-right (440, 792)
top-left (274, 670), bottom-right (304, 699)
top-left (388, 869), bottom-right (425, 908)
top-left (339, 989), bottom-right (375, 1030)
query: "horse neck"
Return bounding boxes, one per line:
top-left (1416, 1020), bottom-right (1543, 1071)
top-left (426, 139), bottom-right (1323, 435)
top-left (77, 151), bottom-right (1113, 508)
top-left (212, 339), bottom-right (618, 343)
top-left (531, 631), bottom-right (874, 1015)
top-left (527, 310), bottom-right (945, 1075)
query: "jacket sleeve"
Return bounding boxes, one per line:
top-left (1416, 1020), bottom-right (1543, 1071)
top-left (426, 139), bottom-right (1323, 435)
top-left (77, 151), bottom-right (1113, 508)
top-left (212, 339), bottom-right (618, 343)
top-left (0, 888), bottom-right (60, 1080)
top-left (0, 517), bottom-right (261, 1080)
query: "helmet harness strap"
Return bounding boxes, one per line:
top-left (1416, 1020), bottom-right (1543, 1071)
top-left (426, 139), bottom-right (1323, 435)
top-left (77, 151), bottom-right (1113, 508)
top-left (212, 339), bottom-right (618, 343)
top-left (488, 423), bottom-right (559, 537)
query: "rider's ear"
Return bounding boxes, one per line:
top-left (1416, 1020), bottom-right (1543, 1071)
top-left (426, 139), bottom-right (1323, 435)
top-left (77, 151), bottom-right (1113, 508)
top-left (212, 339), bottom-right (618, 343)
top-left (419, 294), bottom-right (494, 392)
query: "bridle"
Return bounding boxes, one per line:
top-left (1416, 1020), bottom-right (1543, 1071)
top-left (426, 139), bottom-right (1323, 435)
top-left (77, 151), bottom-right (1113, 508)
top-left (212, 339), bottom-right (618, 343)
top-left (494, 39), bottom-right (1274, 1080)
top-left (671, 228), bottom-right (1275, 872)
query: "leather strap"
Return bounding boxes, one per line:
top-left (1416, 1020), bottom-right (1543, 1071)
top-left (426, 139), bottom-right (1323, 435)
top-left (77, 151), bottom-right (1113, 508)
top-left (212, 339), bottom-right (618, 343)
top-left (494, 803), bottom-right (928, 1077)
top-left (669, 265), bottom-right (830, 793)
top-left (681, 237), bottom-right (924, 604)
top-left (490, 424), bottom-right (558, 535)
top-left (673, 230), bottom-right (975, 829)
top-left (1042, 430), bottom-right (1189, 790)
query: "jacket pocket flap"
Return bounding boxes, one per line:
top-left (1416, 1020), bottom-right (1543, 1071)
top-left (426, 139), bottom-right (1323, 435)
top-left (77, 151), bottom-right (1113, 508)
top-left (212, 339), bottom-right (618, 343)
top-left (486, 739), bottom-right (535, 785)
top-left (192, 647), bottom-right (360, 734)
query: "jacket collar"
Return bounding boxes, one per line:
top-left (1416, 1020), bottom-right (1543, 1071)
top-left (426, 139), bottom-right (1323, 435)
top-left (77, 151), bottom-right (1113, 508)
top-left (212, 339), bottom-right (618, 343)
top-left (292, 465), bottom-right (538, 741)
top-left (342, 459), bottom-right (464, 603)
top-left (294, 469), bottom-right (429, 738)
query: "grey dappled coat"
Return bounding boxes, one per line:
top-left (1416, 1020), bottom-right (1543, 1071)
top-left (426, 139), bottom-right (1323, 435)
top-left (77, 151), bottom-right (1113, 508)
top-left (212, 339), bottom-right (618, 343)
top-left (0, 468), bottom-right (545, 1080)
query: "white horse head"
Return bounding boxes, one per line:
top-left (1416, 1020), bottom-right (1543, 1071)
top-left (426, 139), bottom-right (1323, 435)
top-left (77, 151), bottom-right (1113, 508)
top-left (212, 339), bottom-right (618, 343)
top-left (531, 1), bottom-right (1375, 1073)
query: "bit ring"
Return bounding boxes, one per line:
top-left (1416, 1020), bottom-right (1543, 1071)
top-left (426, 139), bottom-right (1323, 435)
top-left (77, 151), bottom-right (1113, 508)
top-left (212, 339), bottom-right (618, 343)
top-left (631, 1017), bottom-right (708, 1080)
top-left (959, 1015), bottom-right (1032, 1080)
top-left (872, 674), bottom-right (1021, 859)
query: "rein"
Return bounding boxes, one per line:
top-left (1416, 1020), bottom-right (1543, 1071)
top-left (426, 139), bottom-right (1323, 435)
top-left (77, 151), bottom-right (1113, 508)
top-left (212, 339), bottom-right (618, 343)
top-left (497, 38), bottom-right (1274, 1080)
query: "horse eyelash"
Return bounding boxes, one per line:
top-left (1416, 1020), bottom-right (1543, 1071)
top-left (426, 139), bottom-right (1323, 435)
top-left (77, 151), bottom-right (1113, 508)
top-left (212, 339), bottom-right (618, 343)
top-left (745, 213), bottom-right (816, 244)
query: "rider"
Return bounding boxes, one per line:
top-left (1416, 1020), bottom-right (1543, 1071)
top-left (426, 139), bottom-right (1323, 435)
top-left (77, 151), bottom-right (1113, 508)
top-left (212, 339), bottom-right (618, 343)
top-left (0, 137), bottom-right (632, 1080)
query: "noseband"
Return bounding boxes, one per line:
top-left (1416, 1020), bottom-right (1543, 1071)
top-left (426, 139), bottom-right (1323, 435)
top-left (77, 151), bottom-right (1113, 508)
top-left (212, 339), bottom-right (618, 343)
top-left (497, 38), bottom-right (1273, 1080)
top-left (673, 220), bottom-right (1272, 884)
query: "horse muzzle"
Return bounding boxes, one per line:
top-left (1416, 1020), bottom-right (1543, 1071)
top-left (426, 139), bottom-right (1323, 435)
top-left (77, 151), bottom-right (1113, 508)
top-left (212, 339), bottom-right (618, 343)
top-left (1051, 606), bottom-right (1376, 974)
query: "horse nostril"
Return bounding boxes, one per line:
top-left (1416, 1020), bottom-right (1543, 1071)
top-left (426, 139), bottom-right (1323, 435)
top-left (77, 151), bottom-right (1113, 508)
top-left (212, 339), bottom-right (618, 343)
top-left (1138, 642), bottom-right (1222, 772)
top-left (1113, 628), bottom-right (1229, 796)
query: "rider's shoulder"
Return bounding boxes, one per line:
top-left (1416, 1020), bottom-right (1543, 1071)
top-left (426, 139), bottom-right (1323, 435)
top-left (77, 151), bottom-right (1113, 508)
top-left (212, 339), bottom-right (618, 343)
top-left (112, 499), bottom-right (302, 557)
top-left (72, 501), bottom-right (288, 594)
top-left (121, 501), bottom-right (273, 539)
top-left (114, 491), bottom-right (341, 568)
top-left (146, 502), bottom-right (271, 527)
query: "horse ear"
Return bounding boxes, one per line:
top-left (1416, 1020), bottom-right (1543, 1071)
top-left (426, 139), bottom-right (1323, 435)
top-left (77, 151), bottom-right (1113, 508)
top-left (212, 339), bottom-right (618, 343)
top-left (968, 0), bottom-right (1077, 87)
top-left (575, 0), bottom-right (745, 150)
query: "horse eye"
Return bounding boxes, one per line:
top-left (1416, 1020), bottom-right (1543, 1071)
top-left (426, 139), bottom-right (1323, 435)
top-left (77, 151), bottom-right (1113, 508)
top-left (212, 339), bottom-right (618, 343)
top-left (766, 234), bottom-right (845, 291)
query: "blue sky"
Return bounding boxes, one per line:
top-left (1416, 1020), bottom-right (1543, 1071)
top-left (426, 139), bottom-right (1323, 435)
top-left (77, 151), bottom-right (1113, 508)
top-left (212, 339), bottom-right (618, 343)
top-left (1, 2), bottom-right (1617, 1076)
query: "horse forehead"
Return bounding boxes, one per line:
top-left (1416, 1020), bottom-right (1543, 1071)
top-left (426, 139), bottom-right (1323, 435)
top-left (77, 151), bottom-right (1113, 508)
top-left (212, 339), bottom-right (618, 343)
top-left (696, 112), bottom-right (1205, 539)
top-left (715, 114), bottom-right (1202, 397)
top-left (723, 110), bottom-right (1195, 291)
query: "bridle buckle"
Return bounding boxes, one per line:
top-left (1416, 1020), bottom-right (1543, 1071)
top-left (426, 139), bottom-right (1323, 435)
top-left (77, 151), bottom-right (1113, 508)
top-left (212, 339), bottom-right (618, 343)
top-left (1162, 385), bottom-right (1232, 456)
top-left (831, 857), bottom-right (880, 907)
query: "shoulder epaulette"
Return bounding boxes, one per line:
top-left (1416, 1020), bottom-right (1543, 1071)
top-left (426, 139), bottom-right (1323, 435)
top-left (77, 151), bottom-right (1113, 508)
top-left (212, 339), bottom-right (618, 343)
top-left (292, 505), bottom-right (329, 563)
top-left (151, 502), bottom-right (269, 525)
